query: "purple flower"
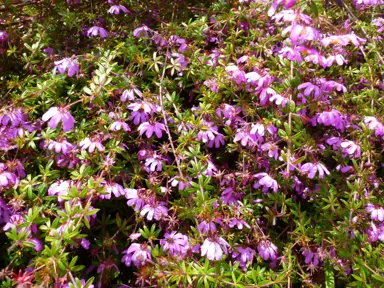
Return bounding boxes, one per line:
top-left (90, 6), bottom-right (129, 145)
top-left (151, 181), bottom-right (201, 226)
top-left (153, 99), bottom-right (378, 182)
top-left (48, 180), bottom-right (71, 201)
top-left (257, 240), bottom-right (278, 261)
top-left (198, 219), bottom-right (220, 233)
top-left (226, 65), bottom-right (246, 86)
top-left (87, 26), bottom-right (108, 39)
top-left (140, 202), bottom-right (168, 221)
top-left (128, 102), bottom-right (156, 125)
top-left (42, 106), bottom-right (75, 132)
top-left (125, 188), bottom-right (146, 211)
top-left (340, 140), bottom-right (361, 158)
top-left (0, 198), bottom-right (11, 224)
top-left (221, 187), bottom-right (243, 205)
top-left (29, 238), bottom-right (43, 252)
top-left (0, 31), bottom-right (8, 42)
top-left (144, 153), bottom-right (163, 172)
top-left (160, 231), bottom-right (189, 257)
top-left (100, 181), bottom-right (124, 199)
top-left (110, 120), bottom-right (130, 132)
top-left (282, 23), bottom-right (320, 44)
top-left (253, 173), bottom-right (278, 193)
top-left (201, 236), bottom-right (230, 261)
top-left (260, 142), bottom-right (279, 160)
top-left (121, 87), bottom-right (142, 102)
top-left (53, 57), bottom-right (79, 77)
top-left (108, 4), bottom-right (130, 15)
top-left (81, 238), bottom-right (90, 249)
top-left (138, 121), bottom-right (166, 138)
top-left (0, 164), bottom-right (18, 189)
top-left (232, 246), bottom-right (256, 270)
top-left (46, 139), bottom-right (74, 154)
top-left (228, 218), bottom-right (250, 230)
top-left (79, 137), bottom-right (104, 153)
top-left (133, 25), bottom-right (154, 38)
top-left (3, 214), bottom-right (24, 231)
top-left (121, 243), bottom-right (151, 267)
top-left (317, 109), bottom-right (345, 131)
top-left (300, 162), bottom-right (330, 179)
top-left (366, 204), bottom-right (384, 222)
top-left (301, 247), bottom-right (320, 266)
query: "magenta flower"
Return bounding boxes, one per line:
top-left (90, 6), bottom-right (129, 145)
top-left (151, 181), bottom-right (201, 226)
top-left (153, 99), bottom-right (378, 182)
top-left (0, 164), bottom-right (18, 189)
top-left (321, 34), bottom-right (366, 47)
top-left (373, 18), bottom-right (384, 33)
top-left (199, 220), bottom-right (219, 233)
top-left (317, 109), bottom-right (345, 131)
top-left (125, 188), bottom-right (146, 211)
top-left (128, 102), bottom-right (156, 125)
top-left (53, 57), bottom-right (79, 77)
top-left (140, 202), bottom-right (168, 221)
top-left (0, 108), bottom-right (25, 127)
top-left (201, 236), bottom-right (230, 261)
top-left (300, 162), bottom-right (330, 179)
top-left (232, 246), bottom-right (256, 270)
top-left (0, 198), bottom-right (10, 224)
top-left (282, 24), bottom-right (319, 43)
top-left (228, 218), bottom-right (250, 230)
top-left (261, 142), bottom-right (279, 160)
top-left (226, 65), bottom-right (246, 86)
top-left (133, 25), bottom-right (154, 38)
top-left (3, 214), bottom-right (24, 231)
top-left (253, 173), bottom-right (278, 193)
top-left (48, 180), bottom-right (71, 202)
top-left (366, 204), bottom-right (384, 222)
top-left (108, 4), bottom-right (129, 15)
top-left (138, 121), bottom-right (166, 138)
top-left (121, 87), bottom-right (142, 102)
top-left (257, 240), bottom-right (278, 261)
top-left (0, 31), bottom-right (8, 42)
top-left (100, 181), bottom-right (124, 199)
top-left (301, 247), bottom-right (320, 266)
top-left (221, 187), bottom-right (243, 205)
top-left (46, 139), bottom-right (74, 154)
top-left (87, 26), bottom-right (108, 39)
top-left (278, 46), bottom-right (303, 62)
top-left (110, 120), bottom-right (130, 132)
top-left (160, 231), bottom-right (190, 257)
top-left (144, 154), bottom-right (163, 172)
top-left (340, 140), bottom-right (361, 158)
top-left (121, 243), bottom-right (151, 267)
top-left (79, 137), bottom-right (104, 153)
top-left (42, 106), bottom-right (75, 132)
top-left (29, 238), bottom-right (43, 252)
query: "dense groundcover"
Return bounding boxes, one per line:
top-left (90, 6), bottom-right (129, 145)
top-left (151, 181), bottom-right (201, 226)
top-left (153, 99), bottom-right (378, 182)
top-left (1, 0), bottom-right (384, 287)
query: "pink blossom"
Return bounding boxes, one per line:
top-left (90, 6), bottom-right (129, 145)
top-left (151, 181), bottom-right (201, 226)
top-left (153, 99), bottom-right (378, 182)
top-left (108, 4), bottom-right (129, 15)
top-left (79, 137), bottom-right (104, 153)
top-left (42, 107), bottom-right (75, 132)
top-left (140, 202), bottom-right (168, 221)
top-left (122, 243), bottom-right (151, 267)
top-left (253, 173), bottom-right (278, 193)
top-left (300, 162), bottom-right (330, 179)
top-left (201, 236), bottom-right (230, 261)
top-left (257, 240), bottom-right (278, 261)
top-left (53, 57), bottom-right (79, 77)
top-left (366, 204), bottom-right (384, 222)
top-left (138, 121), bottom-right (166, 138)
top-left (133, 25), bottom-right (154, 38)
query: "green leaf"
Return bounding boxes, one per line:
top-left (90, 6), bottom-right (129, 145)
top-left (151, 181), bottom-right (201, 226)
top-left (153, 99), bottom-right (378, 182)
top-left (325, 259), bottom-right (335, 288)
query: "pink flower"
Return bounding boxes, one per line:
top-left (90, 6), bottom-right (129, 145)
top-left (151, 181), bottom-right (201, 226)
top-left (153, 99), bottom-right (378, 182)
top-left (42, 107), bottom-right (75, 132)
top-left (53, 57), bottom-right (79, 77)
top-left (87, 26), bottom-right (108, 39)
top-left (232, 246), bottom-right (256, 270)
top-left (48, 180), bottom-right (71, 202)
top-left (340, 140), bottom-right (361, 158)
top-left (100, 181), bottom-right (124, 199)
top-left (0, 30), bottom-right (8, 42)
top-left (138, 121), bottom-right (166, 138)
top-left (201, 236), bottom-right (230, 261)
top-left (282, 24), bottom-right (319, 44)
top-left (125, 188), bottom-right (146, 211)
top-left (121, 87), bottom-right (142, 102)
top-left (0, 164), bottom-right (18, 188)
top-left (128, 102), bottom-right (156, 125)
top-left (228, 218), bottom-right (250, 230)
top-left (144, 153), bottom-right (163, 172)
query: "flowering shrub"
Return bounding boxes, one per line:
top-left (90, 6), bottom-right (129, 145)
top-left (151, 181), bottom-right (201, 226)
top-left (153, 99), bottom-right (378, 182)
top-left (1, 0), bottom-right (384, 287)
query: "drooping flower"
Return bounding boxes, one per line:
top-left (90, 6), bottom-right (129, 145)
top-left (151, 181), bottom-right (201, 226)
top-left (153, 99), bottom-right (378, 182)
top-left (46, 139), bottom-right (75, 154)
top-left (201, 236), bottom-right (230, 261)
top-left (300, 162), bottom-right (330, 179)
top-left (108, 4), bottom-right (130, 15)
top-left (232, 246), bottom-right (256, 270)
top-left (257, 240), bottom-right (278, 261)
top-left (133, 25), bottom-right (154, 38)
top-left (121, 243), bottom-right (151, 267)
top-left (253, 173), bottom-right (278, 193)
top-left (53, 57), bottom-right (79, 77)
top-left (87, 26), bottom-right (108, 39)
top-left (42, 107), bottom-right (75, 132)
top-left (160, 231), bottom-right (189, 257)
